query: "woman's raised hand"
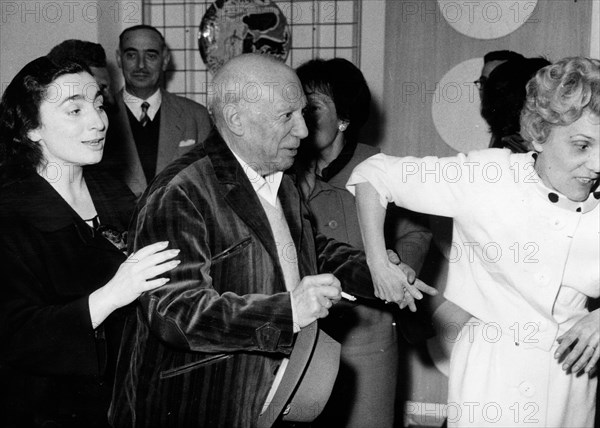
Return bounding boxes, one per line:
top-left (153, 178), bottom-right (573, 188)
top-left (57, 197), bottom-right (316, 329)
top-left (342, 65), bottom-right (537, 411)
top-left (106, 241), bottom-right (180, 308)
top-left (89, 241), bottom-right (180, 328)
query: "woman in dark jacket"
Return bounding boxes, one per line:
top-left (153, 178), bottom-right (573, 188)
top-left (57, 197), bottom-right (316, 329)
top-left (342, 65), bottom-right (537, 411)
top-left (294, 58), bottom-right (433, 428)
top-left (0, 56), bottom-right (179, 428)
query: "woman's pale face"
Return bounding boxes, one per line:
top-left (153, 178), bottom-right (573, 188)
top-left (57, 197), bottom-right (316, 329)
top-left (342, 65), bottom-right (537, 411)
top-left (303, 89), bottom-right (340, 152)
top-left (533, 110), bottom-right (600, 202)
top-left (28, 72), bottom-right (108, 168)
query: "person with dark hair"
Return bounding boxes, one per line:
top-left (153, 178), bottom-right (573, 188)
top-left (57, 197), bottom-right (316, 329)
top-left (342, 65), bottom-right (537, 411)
top-left (47, 39), bottom-right (115, 108)
top-left (480, 57), bottom-right (551, 152)
top-left (109, 53), bottom-right (436, 428)
top-left (0, 56), bottom-right (179, 427)
top-left (295, 58), bottom-right (432, 427)
top-left (101, 24), bottom-right (212, 197)
top-left (474, 50), bottom-right (525, 95)
top-left (483, 49), bottom-right (524, 68)
top-left (350, 57), bottom-right (599, 427)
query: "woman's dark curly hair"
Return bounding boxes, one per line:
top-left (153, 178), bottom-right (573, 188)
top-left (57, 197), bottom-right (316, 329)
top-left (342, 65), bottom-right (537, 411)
top-left (520, 57), bottom-right (600, 145)
top-left (296, 58), bottom-right (371, 144)
top-left (0, 56), bottom-right (88, 171)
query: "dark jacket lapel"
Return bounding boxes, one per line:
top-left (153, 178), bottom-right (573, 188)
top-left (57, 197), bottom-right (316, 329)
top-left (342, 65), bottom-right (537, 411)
top-left (279, 175), bottom-right (304, 255)
top-left (7, 172), bottom-right (74, 232)
top-left (205, 133), bottom-right (283, 271)
top-left (325, 143), bottom-right (379, 189)
top-left (111, 91), bottom-right (147, 193)
top-left (10, 172), bottom-right (124, 254)
top-left (156, 90), bottom-right (185, 172)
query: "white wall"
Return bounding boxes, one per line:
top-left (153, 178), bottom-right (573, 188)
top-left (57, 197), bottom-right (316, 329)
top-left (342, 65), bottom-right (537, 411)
top-left (592, 0), bottom-right (600, 59)
top-left (360, 0), bottom-right (385, 115)
top-left (0, 0), bottom-right (141, 95)
top-left (2, 0), bottom-right (597, 109)
top-left (97, 0), bottom-right (143, 93)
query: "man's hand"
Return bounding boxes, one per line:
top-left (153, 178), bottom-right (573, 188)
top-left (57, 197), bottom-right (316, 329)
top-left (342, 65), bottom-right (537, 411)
top-left (292, 274), bottom-right (341, 329)
top-left (555, 309), bottom-right (599, 375)
top-left (367, 257), bottom-right (437, 312)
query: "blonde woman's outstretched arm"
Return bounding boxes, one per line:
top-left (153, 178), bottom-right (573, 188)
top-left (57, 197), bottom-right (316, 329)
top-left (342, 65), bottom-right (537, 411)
top-left (355, 181), bottom-right (437, 311)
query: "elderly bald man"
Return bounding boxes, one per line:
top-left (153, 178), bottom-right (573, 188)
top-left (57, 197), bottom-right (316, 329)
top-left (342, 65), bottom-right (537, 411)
top-left (109, 54), bottom-right (397, 428)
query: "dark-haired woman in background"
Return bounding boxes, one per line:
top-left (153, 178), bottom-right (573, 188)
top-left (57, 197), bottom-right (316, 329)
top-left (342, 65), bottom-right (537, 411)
top-left (0, 57), bottom-right (178, 427)
top-left (295, 58), bottom-right (432, 428)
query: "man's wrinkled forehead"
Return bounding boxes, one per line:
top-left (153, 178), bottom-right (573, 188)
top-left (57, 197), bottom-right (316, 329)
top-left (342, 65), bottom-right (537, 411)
top-left (273, 89), bottom-right (306, 113)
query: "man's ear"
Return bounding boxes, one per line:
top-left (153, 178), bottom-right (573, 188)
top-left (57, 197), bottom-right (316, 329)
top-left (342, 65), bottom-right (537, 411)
top-left (222, 104), bottom-right (243, 136)
top-left (115, 49), bottom-right (122, 69)
top-left (161, 49), bottom-right (171, 72)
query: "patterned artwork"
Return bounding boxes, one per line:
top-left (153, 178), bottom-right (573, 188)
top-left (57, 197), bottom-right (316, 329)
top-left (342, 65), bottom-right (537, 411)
top-left (198, 0), bottom-right (291, 73)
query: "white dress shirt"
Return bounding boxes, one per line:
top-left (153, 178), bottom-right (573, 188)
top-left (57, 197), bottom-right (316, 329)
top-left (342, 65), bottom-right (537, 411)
top-left (122, 89), bottom-right (162, 122)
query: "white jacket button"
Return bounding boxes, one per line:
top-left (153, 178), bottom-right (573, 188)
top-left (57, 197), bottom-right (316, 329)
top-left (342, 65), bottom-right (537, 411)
top-left (518, 381), bottom-right (535, 397)
top-left (534, 272), bottom-right (550, 286)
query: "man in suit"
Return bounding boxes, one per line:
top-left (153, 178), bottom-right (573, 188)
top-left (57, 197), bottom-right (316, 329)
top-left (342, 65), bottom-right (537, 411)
top-left (109, 54), bottom-right (428, 427)
top-left (102, 25), bottom-right (212, 196)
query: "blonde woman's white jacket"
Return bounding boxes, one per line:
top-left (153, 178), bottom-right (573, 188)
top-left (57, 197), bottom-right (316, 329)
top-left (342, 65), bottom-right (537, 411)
top-left (348, 148), bottom-right (599, 427)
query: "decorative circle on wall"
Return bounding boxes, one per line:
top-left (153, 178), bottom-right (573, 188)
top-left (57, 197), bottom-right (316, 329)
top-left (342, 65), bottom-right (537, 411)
top-left (437, 0), bottom-right (538, 39)
top-left (198, 0), bottom-right (291, 74)
top-left (431, 58), bottom-right (490, 153)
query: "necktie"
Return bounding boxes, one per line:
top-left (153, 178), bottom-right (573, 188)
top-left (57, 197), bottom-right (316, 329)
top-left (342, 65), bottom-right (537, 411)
top-left (140, 101), bottom-right (150, 127)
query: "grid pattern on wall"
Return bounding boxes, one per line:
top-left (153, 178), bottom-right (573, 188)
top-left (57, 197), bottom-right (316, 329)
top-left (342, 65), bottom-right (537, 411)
top-left (144, 0), bottom-right (361, 104)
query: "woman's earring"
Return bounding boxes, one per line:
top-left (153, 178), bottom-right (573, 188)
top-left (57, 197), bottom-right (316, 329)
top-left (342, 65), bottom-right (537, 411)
top-left (338, 122), bottom-right (348, 132)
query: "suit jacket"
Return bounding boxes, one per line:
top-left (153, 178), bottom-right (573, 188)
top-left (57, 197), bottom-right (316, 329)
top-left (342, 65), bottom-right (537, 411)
top-left (109, 130), bottom-right (375, 428)
top-left (102, 89), bottom-right (212, 197)
top-left (0, 168), bottom-right (135, 428)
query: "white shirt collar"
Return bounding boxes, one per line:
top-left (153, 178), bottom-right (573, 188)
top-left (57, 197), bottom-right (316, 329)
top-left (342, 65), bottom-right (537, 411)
top-left (122, 88), bottom-right (162, 121)
top-left (231, 151), bottom-right (283, 207)
top-left (527, 152), bottom-right (600, 213)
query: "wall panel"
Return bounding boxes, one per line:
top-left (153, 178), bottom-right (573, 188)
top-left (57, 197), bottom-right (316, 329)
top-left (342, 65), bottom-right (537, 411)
top-left (382, 0), bottom-right (592, 158)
